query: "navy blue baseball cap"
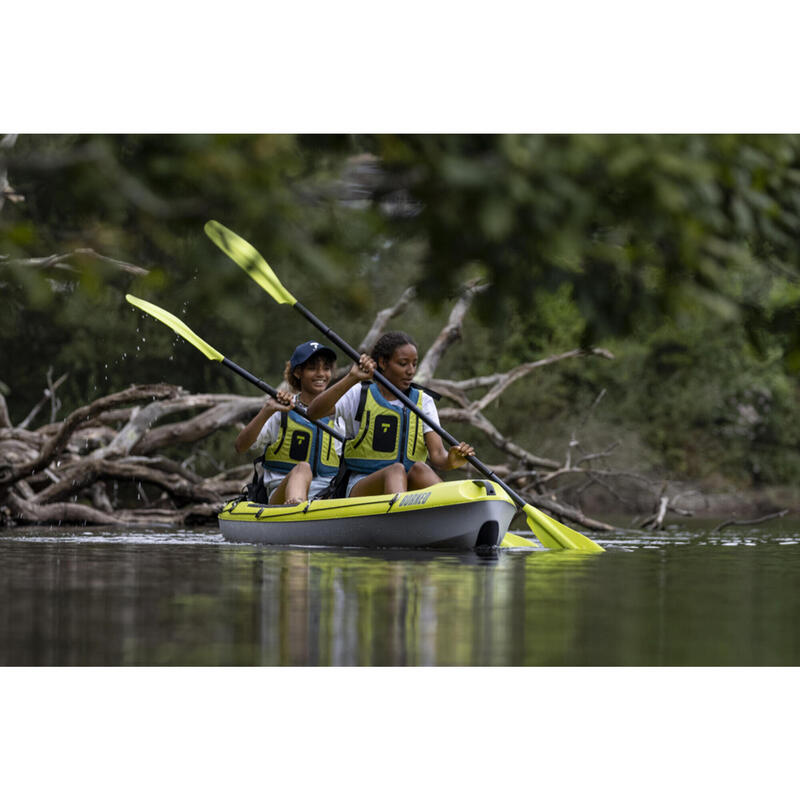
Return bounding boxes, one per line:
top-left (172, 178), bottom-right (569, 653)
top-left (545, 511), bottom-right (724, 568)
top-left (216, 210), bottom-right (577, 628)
top-left (290, 341), bottom-right (337, 369)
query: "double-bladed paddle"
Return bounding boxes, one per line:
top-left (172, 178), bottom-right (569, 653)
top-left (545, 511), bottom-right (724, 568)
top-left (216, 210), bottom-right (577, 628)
top-left (125, 294), bottom-right (345, 442)
top-left (204, 220), bottom-right (605, 552)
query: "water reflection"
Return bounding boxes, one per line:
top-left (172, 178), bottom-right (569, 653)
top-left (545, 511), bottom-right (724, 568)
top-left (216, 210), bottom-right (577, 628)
top-left (1, 524), bottom-right (798, 666)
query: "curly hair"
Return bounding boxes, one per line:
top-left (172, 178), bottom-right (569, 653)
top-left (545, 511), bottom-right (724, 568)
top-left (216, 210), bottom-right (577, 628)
top-left (283, 352), bottom-right (336, 391)
top-left (370, 331), bottom-right (418, 371)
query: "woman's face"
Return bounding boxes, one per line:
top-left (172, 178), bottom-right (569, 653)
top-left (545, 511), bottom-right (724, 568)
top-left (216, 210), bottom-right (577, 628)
top-left (295, 357), bottom-right (333, 396)
top-left (379, 344), bottom-right (418, 390)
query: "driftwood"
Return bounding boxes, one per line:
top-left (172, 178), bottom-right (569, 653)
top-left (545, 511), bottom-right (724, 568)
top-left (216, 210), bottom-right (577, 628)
top-left (0, 383), bottom-right (257, 527)
top-left (711, 509), bottom-right (789, 534)
top-left (0, 281), bottom-right (676, 532)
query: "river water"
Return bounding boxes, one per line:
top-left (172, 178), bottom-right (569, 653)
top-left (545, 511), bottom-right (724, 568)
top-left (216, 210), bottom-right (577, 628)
top-left (2, 519), bottom-right (798, 666)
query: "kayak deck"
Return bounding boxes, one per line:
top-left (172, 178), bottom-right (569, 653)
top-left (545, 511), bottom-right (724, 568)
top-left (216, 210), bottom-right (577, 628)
top-left (218, 479), bottom-right (517, 549)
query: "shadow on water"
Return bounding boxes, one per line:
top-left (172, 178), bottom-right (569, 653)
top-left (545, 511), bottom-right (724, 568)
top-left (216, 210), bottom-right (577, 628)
top-left (1, 520), bottom-right (798, 666)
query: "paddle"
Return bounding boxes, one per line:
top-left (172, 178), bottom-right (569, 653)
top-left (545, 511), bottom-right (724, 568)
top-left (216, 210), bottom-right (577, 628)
top-left (204, 221), bottom-right (605, 552)
top-left (126, 294), bottom-right (531, 547)
top-left (125, 294), bottom-right (345, 443)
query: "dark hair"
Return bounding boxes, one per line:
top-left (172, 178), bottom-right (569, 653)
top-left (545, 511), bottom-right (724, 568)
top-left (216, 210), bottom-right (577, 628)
top-left (371, 331), bottom-right (417, 371)
top-left (283, 352), bottom-right (336, 391)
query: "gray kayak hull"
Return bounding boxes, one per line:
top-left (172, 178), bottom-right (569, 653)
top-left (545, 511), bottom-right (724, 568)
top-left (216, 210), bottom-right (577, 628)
top-left (218, 480), bottom-right (518, 549)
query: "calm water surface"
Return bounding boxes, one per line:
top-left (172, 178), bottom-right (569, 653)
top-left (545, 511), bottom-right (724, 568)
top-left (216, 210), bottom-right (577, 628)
top-left (1, 520), bottom-right (798, 666)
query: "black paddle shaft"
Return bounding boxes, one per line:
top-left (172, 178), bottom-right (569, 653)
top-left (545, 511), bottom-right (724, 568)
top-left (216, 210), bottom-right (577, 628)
top-left (221, 355), bottom-right (345, 442)
top-left (294, 302), bottom-right (530, 509)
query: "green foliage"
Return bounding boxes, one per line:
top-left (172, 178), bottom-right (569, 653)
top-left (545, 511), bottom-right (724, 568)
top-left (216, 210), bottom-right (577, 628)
top-left (572, 320), bottom-right (800, 485)
top-left (367, 134), bottom-right (800, 359)
top-left (2, 134), bottom-right (800, 487)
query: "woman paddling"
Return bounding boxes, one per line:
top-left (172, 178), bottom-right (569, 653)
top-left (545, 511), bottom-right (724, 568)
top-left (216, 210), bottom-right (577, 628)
top-left (306, 331), bottom-right (475, 498)
top-left (235, 341), bottom-right (341, 504)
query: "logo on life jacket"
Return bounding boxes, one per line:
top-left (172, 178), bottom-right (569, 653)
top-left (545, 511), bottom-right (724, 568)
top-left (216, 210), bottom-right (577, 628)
top-left (373, 415), bottom-right (399, 452)
top-left (288, 430), bottom-right (311, 461)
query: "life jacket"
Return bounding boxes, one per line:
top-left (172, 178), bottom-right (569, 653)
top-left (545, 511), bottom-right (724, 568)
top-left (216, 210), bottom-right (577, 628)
top-left (262, 408), bottom-right (339, 477)
top-left (343, 382), bottom-right (428, 474)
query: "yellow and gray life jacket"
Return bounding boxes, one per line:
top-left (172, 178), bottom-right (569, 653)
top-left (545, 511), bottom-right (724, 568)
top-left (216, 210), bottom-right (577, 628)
top-left (262, 408), bottom-right (339, 477)
top-left (343, 382), bottom-right (428, 474)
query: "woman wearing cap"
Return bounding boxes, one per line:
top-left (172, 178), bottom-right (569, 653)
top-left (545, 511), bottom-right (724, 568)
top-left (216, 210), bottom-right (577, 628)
top-left (307, 331), bottom-right (475, 498)
top-left (235, 341), bottom-right (341, 504)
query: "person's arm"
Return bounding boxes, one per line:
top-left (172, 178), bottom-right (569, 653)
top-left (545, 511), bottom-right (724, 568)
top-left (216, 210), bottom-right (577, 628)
top-left (307, 354), bottom-right (375, 420)
top-left (424, 431), bottom-right (475, 471)
top-left (234, 391), bottom-right (294, 453)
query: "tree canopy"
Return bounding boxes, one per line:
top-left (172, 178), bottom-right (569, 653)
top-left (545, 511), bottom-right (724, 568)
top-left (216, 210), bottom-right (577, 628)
top-left (2, 133), bottom-right (799, 487)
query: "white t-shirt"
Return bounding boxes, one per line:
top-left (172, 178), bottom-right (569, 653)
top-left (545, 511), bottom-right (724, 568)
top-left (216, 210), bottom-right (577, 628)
top-left (252, 397), bottom-right (344, 486)
top-left (335, 383), bottom-right (439, 439)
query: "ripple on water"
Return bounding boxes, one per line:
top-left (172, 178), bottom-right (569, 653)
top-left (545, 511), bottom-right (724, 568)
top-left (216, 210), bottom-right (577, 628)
top-left (0, 527), bottom-right (226, 545)
top-left (1, 523), bottom-right (798, 551)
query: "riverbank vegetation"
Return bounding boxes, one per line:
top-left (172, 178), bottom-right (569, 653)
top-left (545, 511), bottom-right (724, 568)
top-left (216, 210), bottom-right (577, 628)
top-left (2, 134), bottom-right (799, 527)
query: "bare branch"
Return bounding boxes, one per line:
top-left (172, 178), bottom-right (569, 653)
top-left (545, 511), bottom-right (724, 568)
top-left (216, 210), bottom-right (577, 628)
top-left (472, 348), bottom-right (614, 413)
top-left (3, 248), bottom-right (149, 277)
top-left (17, 371), bottom-right (69, 430)
top-left (31, 458), bottom-right (222, 506)
top-left (133, 397), bottom-right (263, 454)
top-left (0, 134), bottom-right (24, 212)
top-left (46, 367), bottom-right (62, 424)
top-left (0, 384), bottom-right (182, 489)
top-left (439, 407), bottom-right (559, 469)
top-left (416, 280), bottom-right (487, 384)
top-left (429, 348), bottom-right (614, 398)
top-left (642, 496), bottom-right (670, 530)
top-left (6, 490), bottom-right (122, 526)
top-left (0, 393), bottom-right (11, 429)
top-left (711, 509), bottom-right (789, 534)
top-left (88, 397), bottom-right (198, 461)
top-left (519, 493), bottom-right (615, 532)
top-left (357, 286), bottom-right (417, 355)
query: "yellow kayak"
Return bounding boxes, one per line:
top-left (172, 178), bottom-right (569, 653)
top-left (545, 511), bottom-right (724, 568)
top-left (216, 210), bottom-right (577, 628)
top-left (219, 479), bottom-right (518, 549)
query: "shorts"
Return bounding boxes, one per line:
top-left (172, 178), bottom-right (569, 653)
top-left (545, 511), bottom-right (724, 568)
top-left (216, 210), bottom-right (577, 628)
top-left (265, 473), bottom-right (333, 503)
top-left (308, 475), bottom-right (334, 500)
top-left (345, 472), bottom-right (369, 498)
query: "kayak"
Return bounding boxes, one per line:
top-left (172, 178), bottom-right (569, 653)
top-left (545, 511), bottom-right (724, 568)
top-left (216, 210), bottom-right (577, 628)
top-left (218, 479), bottom-right (518, 549)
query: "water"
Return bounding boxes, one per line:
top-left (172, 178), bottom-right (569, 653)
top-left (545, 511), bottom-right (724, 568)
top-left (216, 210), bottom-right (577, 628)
top-left (1, 520), bottom-right (798, 666)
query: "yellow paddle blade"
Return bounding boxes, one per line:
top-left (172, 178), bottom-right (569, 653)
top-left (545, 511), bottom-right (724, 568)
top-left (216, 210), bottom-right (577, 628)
top-left (500, 532), bottom-right (539, 548)
top-left (523, 504), bottom-right (605, 552)
top-left (204, 220), bottom-right (297, 306)
top-left (125, 295), bottom-right (224, 362)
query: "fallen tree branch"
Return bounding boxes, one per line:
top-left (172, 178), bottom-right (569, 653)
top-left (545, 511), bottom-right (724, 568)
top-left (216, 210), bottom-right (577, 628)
top-left (31, 458), bottom-right (222, 506)
top-left (0, 384), bottom-right (182, 489)
top-left (133, 397), bottom-right (262, 453)
top-left (711, 509), bottom-right (789, 533)
top-left (519, 493), bottom-right (615, 532)
top-left (6, 491), bottom-right (123, 526)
